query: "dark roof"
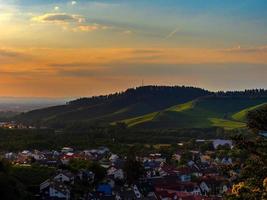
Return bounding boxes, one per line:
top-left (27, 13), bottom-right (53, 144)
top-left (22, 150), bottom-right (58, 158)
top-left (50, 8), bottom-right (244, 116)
top-left (199, 175), bottom-right (228, 185)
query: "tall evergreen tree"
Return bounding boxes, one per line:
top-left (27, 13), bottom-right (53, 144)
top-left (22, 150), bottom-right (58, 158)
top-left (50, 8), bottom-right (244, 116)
top-left (123, 148), bottom-right (145, 185)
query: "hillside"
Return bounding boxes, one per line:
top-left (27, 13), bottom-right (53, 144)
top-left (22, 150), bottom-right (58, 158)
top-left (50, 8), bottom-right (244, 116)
top-left (232, 103), bottom-right (267, 121)
top-left (16, 86), bottom-right (210, 127)
top-left (121, 96), bottom-right (267, 129)
top-left (15, 86), bottom-right (267, 130)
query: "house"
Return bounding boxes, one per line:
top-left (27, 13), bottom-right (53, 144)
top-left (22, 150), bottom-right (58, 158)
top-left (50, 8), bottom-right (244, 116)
top-left (16, 151), bottom-right (32, 164)
top-left (159, 163), bottom-right (179, 176)
top-left (259, 131), bottom-right (267, 137)
top-left (54, 171), bottom-right (75, 184)
top-left (188, 163), bottom-right (203, 177)
top-left (221, 157), bottom-right (232, 165)
top-left (40, 180), bottom-right (70, 200)
top-left (77, 169), bottom-right (95, 183)
top-left (155, 182), bottom-right (201, 196)
top-left (21, 150), bottom-right (31, 156)
top-left (31, 150), bottom-right (45, 161)
top-left (112, 167), bottom-right (124, 180)
top-left (61, 147), bottom-right (74, 153)
top-left (152, 176), bottom-right (201, 195)
top-left (200, 155), bottom-right (211, 163)
top-left (212, 139), bottom-right (233, 149)
top-left (154, 190), bottom-right (178, 200)
top-left (109, 154), bottom-right (119, 163)
top-left (149, 153), bottom-right (166, 163)
top-left (86, 147), bottom-right (110, 161)
top-left (97, 183), bottom-right (112, 196)
top-left (98, 146), bottom-right (110, 156)
top-left (180, 174), bottom-right (191, 182)
top-left (199, 176), bottom-right (229, 195)
top-left (155, 189), bottom-right (222, 200)
top-left (107, 167), bottom-right (124, 180)
top-left (143, 160), bottom-right (161, 169)
top-left (89, 191), bottom-right (115, 200)
top-left (40, 171), bottom-right (75, 199)
top-left (5, 152), bottom-right (17, 160)
top-left (177, 167), bottom-right (192, 182)
top-left (60, 152), bottom-right (82, 165)
top-left (83, 150), bottom-right (94, 160)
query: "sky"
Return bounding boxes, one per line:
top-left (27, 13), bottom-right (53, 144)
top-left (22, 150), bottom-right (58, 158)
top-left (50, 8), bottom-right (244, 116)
top-left (0, 0), bottom-right (267, 98)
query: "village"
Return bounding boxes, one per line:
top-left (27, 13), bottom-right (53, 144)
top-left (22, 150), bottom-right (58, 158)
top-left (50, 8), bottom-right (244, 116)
top-left (0, 139), bottom-right (239, 200)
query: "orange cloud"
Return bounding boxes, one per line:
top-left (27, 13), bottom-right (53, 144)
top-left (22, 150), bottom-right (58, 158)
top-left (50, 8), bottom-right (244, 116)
top-left (0, 47), bottom-right (267, 97)
top-left (222, 45), bottom-right (267, 53)
top-left (75, 24), bottom-right (110, 32)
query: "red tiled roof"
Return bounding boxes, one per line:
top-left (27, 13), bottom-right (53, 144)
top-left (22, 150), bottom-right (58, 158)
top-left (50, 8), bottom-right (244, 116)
top-left (199, 175), bottom-right (227, 184)
top-left (155, 190), bottom-right (222, 200)
top-left (177, 166), bottom-right (193, 174)
top-left (155, 182), bottom-right (198, 191)
top-left (161, 163), bottom-right (178, 174)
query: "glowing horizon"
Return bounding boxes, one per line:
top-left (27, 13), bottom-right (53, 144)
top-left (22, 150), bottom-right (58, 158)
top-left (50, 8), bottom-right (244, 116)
top-left (0, 0), bottom-right (267, 97)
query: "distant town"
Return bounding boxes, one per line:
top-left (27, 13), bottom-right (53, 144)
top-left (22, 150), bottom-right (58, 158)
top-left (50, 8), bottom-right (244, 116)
top-left (1, 138), bottom-right (237, 200)
top-left (0, 121), bottom-right (37, 130)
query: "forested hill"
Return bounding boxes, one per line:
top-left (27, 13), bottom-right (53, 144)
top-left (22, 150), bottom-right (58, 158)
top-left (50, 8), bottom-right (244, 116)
top-left (14, 86), bottom-right (267, 129)
top-left (69, 86), bottom-right (211, 107)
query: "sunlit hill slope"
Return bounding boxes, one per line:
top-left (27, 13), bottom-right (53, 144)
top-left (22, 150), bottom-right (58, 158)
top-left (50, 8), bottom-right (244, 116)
top-left (15, 86), bottom-right (267, 130)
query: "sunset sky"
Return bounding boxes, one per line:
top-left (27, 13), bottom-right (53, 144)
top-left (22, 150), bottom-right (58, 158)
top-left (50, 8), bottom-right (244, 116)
top-left (0, 0), bottom-right (267, 97)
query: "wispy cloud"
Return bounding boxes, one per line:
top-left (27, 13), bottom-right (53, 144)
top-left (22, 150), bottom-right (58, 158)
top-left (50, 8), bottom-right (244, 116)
top-left (71, 1), bottom-right (77, 6)
top-left (122, 30), bottom-right (133, 35)
top-left (74, 24), bottom-right (110, 32)
top-left (32, 13), bottom-right (85, 24)
top-left (31, 12), bottom-right (131, 34)
top-left (50, 62), bottom-right (102, 68)
top-left (0, 48), bottom-right (24, 58)
top-left (222, 45), bottom-right (267, 53)
top-left (164, 27), bottom-right (180, 40)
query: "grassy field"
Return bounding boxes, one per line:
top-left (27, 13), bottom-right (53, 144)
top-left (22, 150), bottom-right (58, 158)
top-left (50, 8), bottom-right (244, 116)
top-left (166, 101), bottom-right (195, 112)
top-left (121, 112), bottom-right (158, 127)
top-left (118, 97), bottom-right (267, 130)
top-left (209, 118), bottom-right (246, 130)
top-left (232, 103), bottom-right (267, 122)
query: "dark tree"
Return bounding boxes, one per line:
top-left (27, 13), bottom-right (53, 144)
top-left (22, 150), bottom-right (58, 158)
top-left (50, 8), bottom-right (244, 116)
top-left (0, 160), bottom-right (27, 200)
top-left (226, 106), bottom-right (267, 200)
top-left (199, 141), bottom-right (214, 153)
top-left (123, 148), bottom-right (145, 185)
top-left (179, 151), bottom-right (193, 165)
top-left (247, 105), bottom-right (267, 132)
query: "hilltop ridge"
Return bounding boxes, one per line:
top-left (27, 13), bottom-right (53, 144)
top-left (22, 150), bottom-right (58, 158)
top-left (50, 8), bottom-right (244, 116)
top-left (15, 86), bottom-right (267, 130)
